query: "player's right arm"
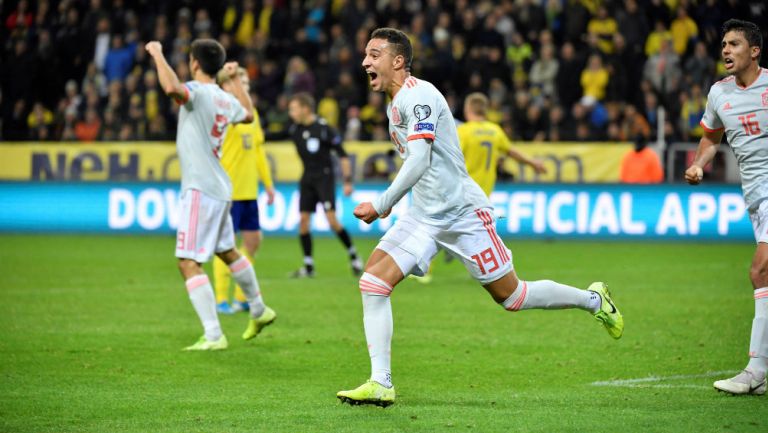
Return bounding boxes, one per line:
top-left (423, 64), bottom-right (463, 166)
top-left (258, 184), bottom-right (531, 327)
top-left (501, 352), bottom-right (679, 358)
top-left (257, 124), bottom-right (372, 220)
top-left (686, 86), bottom-right (725, 185)
top-left (685, 129), bottom-right (724, 184)
top-left (145, 41), bottom-right (188, 103)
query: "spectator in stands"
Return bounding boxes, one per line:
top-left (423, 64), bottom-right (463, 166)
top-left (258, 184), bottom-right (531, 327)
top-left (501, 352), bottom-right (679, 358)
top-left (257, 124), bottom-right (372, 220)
top-left (645, 20), bottom-right (672, 56)
top-left (27, 102), bottom-right (54, 141)
top-left (617, 0), bottom-right (649, 56)
top-left (5, 0), bottom-right (32, 32)
top-left (556, 42), bottom-right (583, 109)
top-left (587, 6), bottom-right (618, 55)
top-left (620, 136), bottom-right (663, 183)
top-left (580, 54), bottom-right (609, 106)
top-left (670, 6), bottom-right (698, 56)
top-left (529, 44), bottom-right (559, 100)
top-left (620, 104), bottom-right (651, 141)
top-left (283, 56), bottom-right (315, 96)
top-left (643, 38), bottom-right (681, 101)
top-left (678, 84), bottom-right (706, 140)
top-left (684, 41), bottom-right (716, 90)
top-left (74, 108), bottom-right (101, 142)
top-left (103, 33), bottom-right (136, 83)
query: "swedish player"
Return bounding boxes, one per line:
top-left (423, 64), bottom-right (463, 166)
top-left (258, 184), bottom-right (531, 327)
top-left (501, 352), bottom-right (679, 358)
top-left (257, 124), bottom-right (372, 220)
top-left (213, 67), bottom-right (275, 315)
top-left (459, 92), bottom-right (546, 197)
top-left (146, 39), bottom-right (276, 351)
top-left (337, 28), bottom-right (623, 406)
top-left (686, 19), bottom-right (768, 396)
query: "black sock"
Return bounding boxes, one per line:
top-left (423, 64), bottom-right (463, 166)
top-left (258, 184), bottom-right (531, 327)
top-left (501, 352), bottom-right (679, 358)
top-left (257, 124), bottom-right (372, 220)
top-left (300, 233), bottom-right (313, 270)
top-left (335, 228), bottom-right (358, 259)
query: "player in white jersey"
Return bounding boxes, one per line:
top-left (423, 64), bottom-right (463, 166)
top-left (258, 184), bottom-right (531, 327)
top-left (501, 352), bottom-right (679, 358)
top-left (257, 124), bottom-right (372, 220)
top-left (686, 19), bottom-right (768, 396)
top-left (336, 28), bottom-right (624, 407)
top-left (145, 39), bottom-right (276, 351)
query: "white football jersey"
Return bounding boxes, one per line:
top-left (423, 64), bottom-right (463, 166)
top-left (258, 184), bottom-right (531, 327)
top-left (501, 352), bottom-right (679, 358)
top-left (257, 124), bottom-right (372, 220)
top-left (175, 81), bottom-right (247, 201)
top-left (701, 68), bottom-right (768, 211)
top-left (380, 76), bottom-right (490, 222)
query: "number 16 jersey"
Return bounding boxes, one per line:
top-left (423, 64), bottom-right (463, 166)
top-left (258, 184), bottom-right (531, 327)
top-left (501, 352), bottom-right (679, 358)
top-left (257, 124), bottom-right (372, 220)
top-left (701, 68), bottom-right (768, 211)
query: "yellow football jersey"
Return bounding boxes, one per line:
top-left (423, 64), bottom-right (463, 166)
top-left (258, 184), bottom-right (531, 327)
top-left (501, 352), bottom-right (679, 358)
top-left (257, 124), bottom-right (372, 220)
top-left (220, 109), bottom-right (273, 200)
top-left (458, 120), bottom-right (512, 197)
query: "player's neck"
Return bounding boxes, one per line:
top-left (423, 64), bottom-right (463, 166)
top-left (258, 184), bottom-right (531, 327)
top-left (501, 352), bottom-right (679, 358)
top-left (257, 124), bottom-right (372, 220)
top-left (734, 63), bottom-right (761, 88)
top-left (387, 72), bottom-right (410, 100)
top-left (193, 70), bottom-right (215, 84)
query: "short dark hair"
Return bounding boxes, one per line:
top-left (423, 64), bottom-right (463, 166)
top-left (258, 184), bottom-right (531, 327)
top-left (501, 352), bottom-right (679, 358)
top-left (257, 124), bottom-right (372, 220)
top-left (289, 92), bottom-right (315, 111)
top-left (371, 27), bottom-right (413, 71)
top-left (722, 19), bottom-right (762, 59)
top-left (190, 39), bottom-right (226, 77)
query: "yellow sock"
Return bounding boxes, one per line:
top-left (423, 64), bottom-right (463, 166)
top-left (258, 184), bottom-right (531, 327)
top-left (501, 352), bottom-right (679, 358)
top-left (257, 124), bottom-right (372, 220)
top-left (233, 247), bottom-right (252, 303)
top-left (213, 256), bottom-right (231, 304)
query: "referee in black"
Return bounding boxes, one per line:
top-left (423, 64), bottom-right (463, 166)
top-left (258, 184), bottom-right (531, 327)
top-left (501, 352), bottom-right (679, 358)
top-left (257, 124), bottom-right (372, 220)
top-left (286, 92), bottom-right (363, 277)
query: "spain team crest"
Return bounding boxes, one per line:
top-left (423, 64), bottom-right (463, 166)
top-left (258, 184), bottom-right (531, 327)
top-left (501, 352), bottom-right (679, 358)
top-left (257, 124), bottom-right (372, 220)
top-left (762, 88), bottom-right (768, 107)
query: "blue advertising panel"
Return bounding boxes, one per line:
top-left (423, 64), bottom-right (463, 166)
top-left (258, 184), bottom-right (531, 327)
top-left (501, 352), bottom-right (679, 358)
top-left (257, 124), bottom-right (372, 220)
top-left (0, 182), bottom-right (754, 240)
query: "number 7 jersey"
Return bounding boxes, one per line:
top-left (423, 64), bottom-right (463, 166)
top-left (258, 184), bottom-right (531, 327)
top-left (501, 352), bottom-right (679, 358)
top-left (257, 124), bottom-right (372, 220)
top-left (386, 77), bottom-right (490, 222)
top-left (700, 68), bottom-right (768, 211)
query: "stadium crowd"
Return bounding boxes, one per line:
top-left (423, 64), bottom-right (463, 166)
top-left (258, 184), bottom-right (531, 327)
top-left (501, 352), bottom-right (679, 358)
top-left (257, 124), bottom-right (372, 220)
top-left (1, 0), bottom-right (766, 144)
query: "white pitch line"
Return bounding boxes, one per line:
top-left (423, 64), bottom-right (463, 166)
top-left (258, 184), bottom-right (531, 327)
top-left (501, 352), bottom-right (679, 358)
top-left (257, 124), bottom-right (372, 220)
top-left (590, 370), bottom-right (740, 387)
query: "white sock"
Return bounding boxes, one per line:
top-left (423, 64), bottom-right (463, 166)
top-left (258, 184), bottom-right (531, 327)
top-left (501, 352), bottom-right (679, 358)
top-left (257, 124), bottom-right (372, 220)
top-left (229, 256), bottom-right (266, 318)
top-left (746, 287), bottom-right (768, 376)
top-left (501, 280), bottom-right (598, 312)
top-left (185, 274), bottom-right (222, 341)
top-left (359, 272), bottom-right (394, 388)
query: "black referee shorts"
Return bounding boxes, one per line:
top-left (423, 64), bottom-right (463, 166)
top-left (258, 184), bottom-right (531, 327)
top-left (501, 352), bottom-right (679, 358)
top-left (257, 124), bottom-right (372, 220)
top-left (299, 176), bottom-right (337, 213)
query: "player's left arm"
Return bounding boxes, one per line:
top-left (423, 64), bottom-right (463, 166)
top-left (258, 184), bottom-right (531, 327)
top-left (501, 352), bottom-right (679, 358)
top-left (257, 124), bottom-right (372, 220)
top-left (221, 62), bottom-right (254, 124)
top-left (507, 148), bottom-right (546, 174)
top-left (145, 41), bottom-right (188, 103)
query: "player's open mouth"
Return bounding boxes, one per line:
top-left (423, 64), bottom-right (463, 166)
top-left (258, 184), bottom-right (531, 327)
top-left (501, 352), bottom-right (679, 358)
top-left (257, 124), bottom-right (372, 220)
top-left (367, 71), bottom-right (378, 84)
top-left (724, 58), bottom-right (734, 69)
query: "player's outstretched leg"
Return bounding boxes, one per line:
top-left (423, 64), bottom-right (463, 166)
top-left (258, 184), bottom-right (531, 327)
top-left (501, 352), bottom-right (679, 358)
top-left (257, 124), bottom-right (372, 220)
top-left (490, 274), bottom-right (623, 339)
top-left (338, 272), bottom-right (396, 406)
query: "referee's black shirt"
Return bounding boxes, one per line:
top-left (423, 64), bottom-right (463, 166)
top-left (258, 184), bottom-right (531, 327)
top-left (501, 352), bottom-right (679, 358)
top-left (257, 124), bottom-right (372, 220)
top-left (288, 118), bottom-right (347, 180)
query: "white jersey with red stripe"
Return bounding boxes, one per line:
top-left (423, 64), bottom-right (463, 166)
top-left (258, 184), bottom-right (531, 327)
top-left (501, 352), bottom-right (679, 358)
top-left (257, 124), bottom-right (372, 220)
top-left (176, 81), bottom-right (248, 201)
top-left (700, 68), bottom-right (768, 211)
top-left (381, 76), bottom-right (490, 223)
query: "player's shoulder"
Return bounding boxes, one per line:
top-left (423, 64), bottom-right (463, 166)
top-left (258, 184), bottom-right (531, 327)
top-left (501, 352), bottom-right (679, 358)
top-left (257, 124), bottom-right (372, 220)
top-left (709, 75), bottom-right (735, 93)
top-left (397, 77), bottom-right (441, 105)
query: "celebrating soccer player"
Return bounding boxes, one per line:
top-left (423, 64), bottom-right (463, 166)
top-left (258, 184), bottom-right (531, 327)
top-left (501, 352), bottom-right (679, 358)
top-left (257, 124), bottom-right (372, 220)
top-left (337, 28), bottom-right (623, 407)
top-left (685, 19), bottom-right (768, 396)
top-left (146, 39), bottom-right (276, 351)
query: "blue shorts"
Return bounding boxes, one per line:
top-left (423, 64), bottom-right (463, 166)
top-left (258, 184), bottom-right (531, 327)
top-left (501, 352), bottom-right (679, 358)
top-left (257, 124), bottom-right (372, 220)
top-left (230, 200), bottom-right (261, 232)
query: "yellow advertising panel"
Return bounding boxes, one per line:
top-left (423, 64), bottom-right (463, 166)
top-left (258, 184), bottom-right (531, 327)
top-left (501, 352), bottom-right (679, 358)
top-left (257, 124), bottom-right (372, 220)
top-left (0, 141), bottom-right (631, 183)
top-left (503, 143), bottom-right (633, 183)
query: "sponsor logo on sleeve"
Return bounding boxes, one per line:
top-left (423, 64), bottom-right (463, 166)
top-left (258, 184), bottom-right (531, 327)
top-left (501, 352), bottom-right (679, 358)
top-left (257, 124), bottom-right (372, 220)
top-left (414, 104), bottom-right (432, 121)
top-left (414, 122), bottom-right (435, 132)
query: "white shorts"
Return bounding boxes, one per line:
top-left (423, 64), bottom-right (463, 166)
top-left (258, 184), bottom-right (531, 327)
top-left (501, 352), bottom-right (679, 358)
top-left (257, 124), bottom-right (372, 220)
top-left (749, 200), bottom-right (768, 244)
top-left (376, 208), bottom-right (513, 285)
top-left (175, 189), bottom-right (236, 263)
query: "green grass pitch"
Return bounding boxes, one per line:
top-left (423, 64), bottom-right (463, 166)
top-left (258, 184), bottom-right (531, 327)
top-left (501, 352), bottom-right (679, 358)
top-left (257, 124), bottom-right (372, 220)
top-left (0, 234), bottom-right (765, 432)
